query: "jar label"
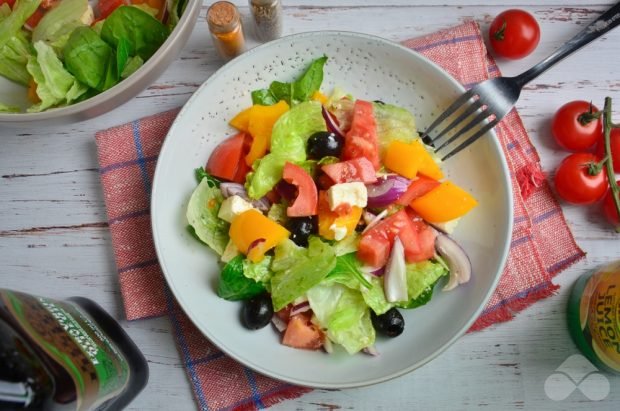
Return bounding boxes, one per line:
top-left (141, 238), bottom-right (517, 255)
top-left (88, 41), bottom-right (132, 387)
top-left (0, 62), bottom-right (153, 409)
top-left (1, 290), bottom-right (130, 410)
top-left (581, 262), bottom-right (620, 372)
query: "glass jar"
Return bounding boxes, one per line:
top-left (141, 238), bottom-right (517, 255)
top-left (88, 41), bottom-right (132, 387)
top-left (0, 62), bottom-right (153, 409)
top-left (249, 0), bottom-right (283, 42)
top-left (207, 1), bottom-right (246, 61)
top-left (568, 261), bottom-right (620, 374)
top-left (0, 289), bottom-right (149, 410)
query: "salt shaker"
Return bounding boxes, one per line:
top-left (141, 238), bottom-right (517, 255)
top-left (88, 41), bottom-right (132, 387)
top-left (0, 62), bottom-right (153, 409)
top-left (248, 0), bottom-right (283, 42)
top-left (207, 1), bottom-right (246, 61)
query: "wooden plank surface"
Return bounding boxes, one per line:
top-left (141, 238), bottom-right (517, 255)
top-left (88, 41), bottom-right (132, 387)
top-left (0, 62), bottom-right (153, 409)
top-left (1, 1), bottom-right (619, 410)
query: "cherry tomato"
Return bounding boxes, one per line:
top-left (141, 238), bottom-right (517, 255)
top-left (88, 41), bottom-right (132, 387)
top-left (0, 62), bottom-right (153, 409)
top-left (602, 183), bottom-right (620, 229)
top-left (596, 128), bottom-right (620, 173)
top-left (554, 153), bottom-right (608, 205)
top-left (489, 9), bottom-right (540, 59)
top-left (552, 101), bottom-right (602, 151)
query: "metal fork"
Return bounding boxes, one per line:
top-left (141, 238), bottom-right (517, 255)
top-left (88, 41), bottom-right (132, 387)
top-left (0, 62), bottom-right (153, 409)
top-left (422, 1), bottom-right (620, 161)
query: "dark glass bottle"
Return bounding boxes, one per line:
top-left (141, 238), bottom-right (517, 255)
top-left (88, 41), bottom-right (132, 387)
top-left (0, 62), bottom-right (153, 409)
top-left (0, 289), bottom-right (149, 410)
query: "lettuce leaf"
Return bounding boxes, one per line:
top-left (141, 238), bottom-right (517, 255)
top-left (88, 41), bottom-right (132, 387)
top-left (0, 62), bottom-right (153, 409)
top-left (0, 102), bottom-right (20, 112)
top-left (395, 260), bottom-right (448, 309)
top-left (26, 41), bottom-right (88, 112)
top-left (0, 0), bottom-right (41, 47)
top-left (247, 101), bottom-right (326, 199)
top-left (307, 283), bottom-right (375, 354)
top-left (186, 177), bottom-right (230, 255)
top-left (242, 255), bottom-right (273, 285)
top-left (217, 255), bottom-right (266, 301)
top-left (251, 56), bottom-right (327, 106)
top-left (373, 101), bottom-right (418, 154)
top-left (63, 27), bottom-right (114, 91)
top-left (101, 6), bottom-right (169, 61)
top-left (166, 0), bottom-right (188, 29)
top-left (327, 253), bottom-right (371, 289)
top-left (270, 237), bottom-right (336, 311)
top-left (33, 0), bottom-right (88, 52)
top-left (0, 28), bottom-right (32, 86)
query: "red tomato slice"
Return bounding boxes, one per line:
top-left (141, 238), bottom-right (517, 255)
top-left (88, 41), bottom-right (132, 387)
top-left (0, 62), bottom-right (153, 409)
top-left (396, 175), bottom-right (441, 206)
top-left (25, 7), bottom-right (46, 30)
top-left (282, 312), bottom-right (324, 350)
top-left (98, 0), bottom-right (126, 19)
top-left (321, 157), bottom-right (377, 184)
top-left (206, 132), bottom-right (250, 183)
top-left (358, 209), bottom-right (437, 267)
top-left (282, 162), bottom-right (318, 217)
top-left (342, 100), bottom-right (380, 170)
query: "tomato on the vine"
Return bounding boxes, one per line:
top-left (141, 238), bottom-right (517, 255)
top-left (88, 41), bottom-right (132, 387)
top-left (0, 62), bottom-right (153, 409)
top-left (552, 101), bottom-right (602, 151)
top-left (602, 183), bottom-right (620, 229)
top-left (596, 128), bottom-right (620, 173)
top-left (554, 153), bottom-right (608, 205)
top-left (489, 9), bottom-right (540, 59)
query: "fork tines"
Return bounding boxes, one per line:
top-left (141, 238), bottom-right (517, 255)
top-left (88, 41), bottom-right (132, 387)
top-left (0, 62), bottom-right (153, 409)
top-left (421, 91), bottom-right (499, 161)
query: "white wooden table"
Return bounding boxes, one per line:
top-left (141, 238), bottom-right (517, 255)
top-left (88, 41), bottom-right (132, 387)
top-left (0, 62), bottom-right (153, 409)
top-left (1, 1), bottom-right (619, 409)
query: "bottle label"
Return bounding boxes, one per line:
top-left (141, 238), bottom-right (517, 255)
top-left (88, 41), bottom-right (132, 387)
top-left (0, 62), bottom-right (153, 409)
top-left (580, 262), bottom-right (620, 372)
top-left (1, 290), bottom-right (130, 411)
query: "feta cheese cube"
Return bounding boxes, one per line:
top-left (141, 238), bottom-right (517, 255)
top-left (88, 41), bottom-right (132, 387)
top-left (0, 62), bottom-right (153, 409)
top-left (433, 218), bottom-right (460, 234)
top-left (329, 223), bottom-right (348, 241)
top-left (327, 182), bottom-right (367, 211)
top-left (218, 195), bottom-right (254, 223)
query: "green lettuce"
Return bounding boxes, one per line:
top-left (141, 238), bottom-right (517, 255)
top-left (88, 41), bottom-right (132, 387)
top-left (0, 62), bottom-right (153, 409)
top-left (252, 56), bottom-right (327, 106)
top-left (327, 253), bottom-right (371, 289)
top-left (0, 28), bottom-right (32, 86)
top-left (247, 101), bottom-right (326, 199)
top-left (396, 260), bottom-right (448, 309)
top-left (63, 27), bottom-right (114, 91)
top-left (361, 276), bottom-right (393, 315)
top-left (0, 102), bottom-right (20, 112)
top-left (33, 0), bottom-right (88, 52)
top-left (332, 232), bottom-right (360, 256)
top-left (101, 6), bottom-right (169, 61)
top-left (270, 237), bottom-right (336, 311)
top-left (120, 55), bottom-right (143, 79)
top-left (217, 255), bottom-right (266, 301)
top-left (186, 177), bottom-right (229, 255)
top-left (26, 41), bottom-right (88, 112)
top-left (267, 203), bottom-right (287, 225)
top-left (373, 101), bottom-right (418, 153)
top-left (242, 255), bottom-right (273, 285)
top-left (0, 0), bottom-right (41, 47)
top-left (307, 283), bottom-right (375, 354)
top-left (166, 0), bottom-right (188, 29)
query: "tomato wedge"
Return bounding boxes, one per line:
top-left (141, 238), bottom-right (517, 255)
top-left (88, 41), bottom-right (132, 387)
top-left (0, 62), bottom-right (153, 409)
top-left (342, 100), bottom-right (380, 170)
top-left (206, 132), bottom-right (251, 183)
top-left (282, 162), bottom-right (318, 217)
top-left (396, 175), bottom-right (441, 206)
top-left (282, 313), bottom-right (324, 350)
top-left (321, 157), bottom-right (377, 184)
top-left (98, 0), bottom-right (127, 19)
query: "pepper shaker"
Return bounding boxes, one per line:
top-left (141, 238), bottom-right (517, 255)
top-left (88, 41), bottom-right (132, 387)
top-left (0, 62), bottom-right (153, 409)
top-left (248, 0), bottom-right (283, 42)
top-left (207, 1), bottom-right (246, 61)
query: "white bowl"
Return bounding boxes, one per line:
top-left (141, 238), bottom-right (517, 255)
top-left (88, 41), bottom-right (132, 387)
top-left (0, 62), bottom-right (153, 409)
top-left (0, 0), bottom-right (201, 127)
top-left (151, 31), bottom-right (513, 388)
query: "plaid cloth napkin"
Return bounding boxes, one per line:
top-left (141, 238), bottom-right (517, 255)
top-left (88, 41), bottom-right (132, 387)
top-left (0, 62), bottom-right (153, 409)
top-left (95, 21), bottom-right (584, 411)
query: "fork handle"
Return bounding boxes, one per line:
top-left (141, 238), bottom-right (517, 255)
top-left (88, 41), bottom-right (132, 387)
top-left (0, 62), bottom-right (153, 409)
top-left (514, 1), bottom-right (620, 88)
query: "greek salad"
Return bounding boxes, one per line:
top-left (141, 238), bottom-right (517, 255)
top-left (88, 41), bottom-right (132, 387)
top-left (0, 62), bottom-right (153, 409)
top-left (187, 56), bottom-right (478, 355)
top-left (0, 0), bottom-right (187, 113)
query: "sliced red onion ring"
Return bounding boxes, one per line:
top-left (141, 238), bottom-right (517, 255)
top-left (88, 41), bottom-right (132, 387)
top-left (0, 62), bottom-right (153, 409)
top-left (220, 182), bottom-right (271, 212)
top-left (366, 175), bottom-right (410, 208)
top-left (321, 106), bottom-right (345, 139)
top-left (384, 237), bottom-right (408, 303)
top-left (290, 301), bottom-right (311, 317)
top-left (362, 209), bottom-right (388, 234)
top-left (434, 232), bottom-right (472, 291)
top-left (363, 345), bottom-right (380, 356)
top-left (271, 316), bottom-right (287, 332)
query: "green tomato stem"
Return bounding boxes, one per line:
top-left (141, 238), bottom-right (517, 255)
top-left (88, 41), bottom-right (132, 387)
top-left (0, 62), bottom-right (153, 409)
top-left (603, 97), bottom-right (620, 231)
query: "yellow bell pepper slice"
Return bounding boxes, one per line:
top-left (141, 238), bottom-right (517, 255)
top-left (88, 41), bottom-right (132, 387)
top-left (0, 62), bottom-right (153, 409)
top-left (245, 100), bottom-right (290, 166)
top-left (311, 91), bottom-right (328, 105)
top-left (229, 209), bottom-right (290, 262)
top-left (229, 106), bottom-right (253, 132)
top-left (383, 139), bottom-right (444, 180)
top-left (317, 191), bottom-right (363, 240)
top-left (410, 181), bottom-right (478, 223)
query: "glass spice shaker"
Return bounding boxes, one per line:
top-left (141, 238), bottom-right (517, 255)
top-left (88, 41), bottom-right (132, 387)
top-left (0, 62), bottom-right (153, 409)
top-left (249, 0), bottom-right (283, 42)
top-left (207, 1), bottom-right (246, 61)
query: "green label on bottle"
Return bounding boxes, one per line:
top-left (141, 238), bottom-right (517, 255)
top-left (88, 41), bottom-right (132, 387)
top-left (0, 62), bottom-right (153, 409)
top-left (1, 291), bottom-right (130, 411)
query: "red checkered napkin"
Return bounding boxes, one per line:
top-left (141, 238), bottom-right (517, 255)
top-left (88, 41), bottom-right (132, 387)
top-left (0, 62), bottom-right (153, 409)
top-left (95, 21), bottom-right (584, 411)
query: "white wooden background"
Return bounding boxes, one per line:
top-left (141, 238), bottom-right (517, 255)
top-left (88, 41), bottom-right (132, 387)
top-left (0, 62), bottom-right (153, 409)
top-left (1, 1), bottom-right (620, 409)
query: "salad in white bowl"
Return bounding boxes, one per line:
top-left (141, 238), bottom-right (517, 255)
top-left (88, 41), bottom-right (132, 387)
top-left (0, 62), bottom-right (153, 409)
top-left (186, 56), bottom-right (479, 355)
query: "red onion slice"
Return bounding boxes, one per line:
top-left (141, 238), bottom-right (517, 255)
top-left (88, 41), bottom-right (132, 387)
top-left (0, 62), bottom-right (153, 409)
top-left (363, 345), bottom-right (380, 356)
top-left (362, 209), bottom-right (388, 234)
top-left (290, 301), bottom-right (311, 317)
top-left (321, 106), bottom-right (345, 139)
top-left (366, 175), bottom-right (410, 208)
top-left (434, 232), bottom-right (472, 291)
top-left (384, 237), bottom-right (408, 303)
top-left (220, 182), bottom-right (271, 212)
top-left (271, 316), bottom-right (287, 332)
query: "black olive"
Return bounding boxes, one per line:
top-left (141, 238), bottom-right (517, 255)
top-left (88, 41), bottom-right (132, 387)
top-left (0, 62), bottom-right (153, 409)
top-left (241, 294), bottom-right (274, 330)
top-left (307, 131), bottom-right (344, 159)
top-left (287, 217), bottom-right (317, 247)
top-left (371, 307), bottom-right (405, 337)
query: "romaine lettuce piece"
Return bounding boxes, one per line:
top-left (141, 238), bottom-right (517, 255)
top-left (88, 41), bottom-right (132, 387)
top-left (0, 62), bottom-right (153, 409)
top-left (307, 283), bottom-right (375, 354)
top-left (26, 41), bottom-right (88, 112)
top-left (242, 255), bottom-right (273, 285)
top-left (327, 253), bottom-right (371, 289)
top-left (101, 6), bottom-right (169, 61)
top-left (395, 260), bottom-right (448, 309)
top-left (33, 0), bottom-right (88, 51)
top-left (186, 177), bottom-right (230, 255)
top-left (63, 27), bottom-right (114, 91)
top-left (332, 231), bottom-right (360, 256)
top-left (373, 102), bottom-right (418, 153)
top-left (0, 0), bottom-right (41, 47)
top-left (247, 101), bottom-right (326, 199)
top-left (0, 102), bottom-right (20, 112)
top-left (217, 255), bottom-right (266, 301)
top-left (361, 276), bottom-right (393, 315)
top-left (166, 0), bottom-right (188, 29)
top-left (120, 55), bottom-right (144, 79)
top-left (0, 28), bottom-right (32, 86)
top-left (270, 237), bottom-right (336, 311)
